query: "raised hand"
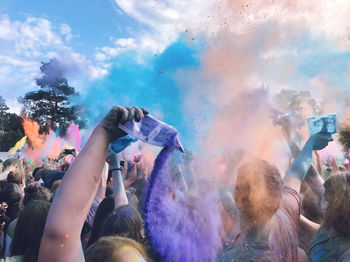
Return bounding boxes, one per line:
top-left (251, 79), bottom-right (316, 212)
top-left (101, 106), bottom-right (148, 142)
top-left (309, 133), bottom-right (333, 151)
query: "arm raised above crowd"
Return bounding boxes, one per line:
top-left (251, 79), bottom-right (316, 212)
top-left (108, 149), bottom-right (129, 208)
top-left (284, 133), bottom-right (333, 193)
top-left (39, 106), bottom-right (147, 262)
top-left (282, 123), bottom-right (325, 196)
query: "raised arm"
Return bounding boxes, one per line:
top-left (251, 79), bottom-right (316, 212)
top-left (108, 150), bottom-right (129, 208)
top-left (39, 106), bottom-right (147, 262)
top-left (94, 162), bottom-right (109, 203)
top-left (281, 123), bottom-right (324, 194)
top-left (284, 133), bottom-right (333, 193)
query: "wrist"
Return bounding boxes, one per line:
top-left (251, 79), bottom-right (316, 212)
top-left (110, 167), bottom-right (122, 173)
top-left (94, 123), bottom-right (113, 144)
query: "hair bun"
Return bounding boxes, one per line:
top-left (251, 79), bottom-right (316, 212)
top-left (24, 183), bottom-right (41, 194)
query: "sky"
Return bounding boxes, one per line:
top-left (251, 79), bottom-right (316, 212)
top-left (1, 0), bottom-right (350, 154)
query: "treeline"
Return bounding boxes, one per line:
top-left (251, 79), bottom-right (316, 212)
top-left (0, 59), bottom-right (84, 151)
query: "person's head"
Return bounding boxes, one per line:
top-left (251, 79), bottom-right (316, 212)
top-left (11, 200), bottom-right (51, 262)
top-left (100, 205), bottom-right (143, 243)
top-left (32, 167), bottom-right (42, 181)
top-left (3, 158), bottom-right (21, 172)
top-left (87, 196), bottom-right (115, 247)
top-left (0, 183), bottom-right (22, 221)
top-left (323, 172), bottom-right (350, 237)
top-left (34, 167), bottom-right (50, 182)
top-left (234, 159), bottom-right (283, 225)
top-left (85, 236), bottom-right (149, 262)
top-left (44, 170), bottom-right (64, 189)
top-left (7, 171), bottom-right (24, 187)
top-left (22, 183), bottom-right (51, 208)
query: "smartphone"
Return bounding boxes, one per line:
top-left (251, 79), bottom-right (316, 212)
top-left (307, 114), bottom-right (337, 136)
top-left (63, 149), bottom-right (76, 155)
top-left (120, 160), bottom-right (126, 169)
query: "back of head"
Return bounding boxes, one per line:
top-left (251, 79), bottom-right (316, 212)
top-left (22, 183), bottom-right (51, 208)
top-left (7, 171), bottom-right (24, 186)
top-left (3, 158), bottom-right (20, 171)
top-left (100, 204), bottom-right (143, 243)
top-left (323, 172), bottom-right (350, 237)
top-left (44, 170), bottom-right (64, 189)
top-left (11, 200), bottom-right (51, 262)
top-left (0, 183), bottom-right (22, 221)
top-left (235, 159), bottom-right (283, 224)
top-left (34, 167), bottom-right (50, 182)
top-left (85, 236), bottom-right (149, 262)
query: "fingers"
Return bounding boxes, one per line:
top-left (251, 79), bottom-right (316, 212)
top-left (122, 106), bottom-right (147, 123)
top-left (133, 107), bottom-right (144, 122)
top-left (119, 106), bottom-right (131, 124)
top-left (126, 107), bottom-right (136, 122)
top-left (141, 108), bottom-right (149, 115)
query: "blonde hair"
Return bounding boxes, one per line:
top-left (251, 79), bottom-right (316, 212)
top-left (84, 236), bottom-right (149, 262)
top-left (324, 172), bottom-right (350, 237)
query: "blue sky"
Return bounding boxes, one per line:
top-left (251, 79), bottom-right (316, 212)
top-left (0, 0), bottom-right (147, 56)
top-left (1, 0), bottom-right (350, 149)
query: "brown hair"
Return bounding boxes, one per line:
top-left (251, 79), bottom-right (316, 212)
top-left (11, 200), bottom-right (51, 262)
top-left (85, 236), bottom-right (149, 262)
top-left (22, 183), bottom-right (51, 208)
top-left (100, 205), bottom-right (143, 243)
top-left (323, 172), bottom-right (350, 237)
top-left (7, 171), bottom-right (24, 186)
top-left (3, 158), bottom-right (21, 170)
top-left (235, 159), bottom-right (283, 224)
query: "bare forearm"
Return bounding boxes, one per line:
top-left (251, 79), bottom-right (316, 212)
top-left (95, 162), bottom-right (109, 203)
top-left (113, 170), bottom-right (128, 208)
top-left (284, 140), bottom-right (313, 192)
top-left (300, 215), bottom-right (320, 237)
top-left (284, 129), bottom-right (324, 192)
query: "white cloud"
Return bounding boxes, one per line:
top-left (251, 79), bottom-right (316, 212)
top-left (0, 14), bottom-right (106, 112)
top-left (93, 0), bottom-right (215, 62)
top-left (60, 23), bottom-right (73, 41)
top-left (103, 0), bottom-right (350, 62)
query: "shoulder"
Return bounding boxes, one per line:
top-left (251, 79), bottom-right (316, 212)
top-left (311, 227), bottom-right (350, 261)
top-left (278, 185), bottom-right (301, 218)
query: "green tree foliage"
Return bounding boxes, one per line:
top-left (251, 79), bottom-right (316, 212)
top-left (0, 96), bottom-right (24, 151)
top-left (20, 58), bottom-right (85, 134)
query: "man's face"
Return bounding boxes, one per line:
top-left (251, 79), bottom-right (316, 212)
top-left (7, 164), bottom-right (19, 172)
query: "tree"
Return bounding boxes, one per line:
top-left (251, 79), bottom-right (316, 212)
top-left (20, 58), bottom-right (84, 134)
top-left (0, 96), bottom-right (9, 133)
top-left (0, 97), bottom-right (24, 151)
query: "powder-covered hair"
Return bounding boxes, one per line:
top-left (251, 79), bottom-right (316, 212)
top-left (235, 159), bottom-right (283, 224)
top-left (85, 236), bottom-right (149, 262)
top-left (324, 172), bottom-right (350, 237)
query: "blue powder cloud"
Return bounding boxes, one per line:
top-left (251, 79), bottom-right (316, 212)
top-left (78, 37), bottom-right (206, 148)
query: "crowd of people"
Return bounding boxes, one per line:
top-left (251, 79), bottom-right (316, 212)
top-left (0, 105), bottom-right (349, 261)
